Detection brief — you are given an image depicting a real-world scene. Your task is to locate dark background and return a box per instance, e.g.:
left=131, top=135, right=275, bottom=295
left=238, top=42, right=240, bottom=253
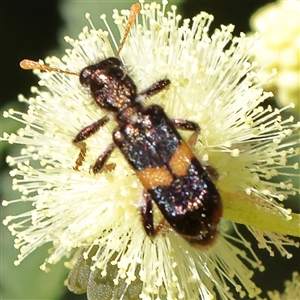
left=1, top=1, right=299, bottom=300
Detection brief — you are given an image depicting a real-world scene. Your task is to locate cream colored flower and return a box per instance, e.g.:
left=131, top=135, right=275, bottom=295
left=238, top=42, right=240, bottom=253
left=2, top=1, right=300, bottom=299
left=250, top=0, right=300, bottom=111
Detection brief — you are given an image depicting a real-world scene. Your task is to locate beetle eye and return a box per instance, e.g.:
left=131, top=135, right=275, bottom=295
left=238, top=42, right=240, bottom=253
left=79, top=68, right=92, bottom=86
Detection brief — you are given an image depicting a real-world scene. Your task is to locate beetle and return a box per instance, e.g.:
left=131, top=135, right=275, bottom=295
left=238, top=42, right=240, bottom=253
left=20, top=3, right=223, bottom=296
left=20, top=2, right=222, bottom=249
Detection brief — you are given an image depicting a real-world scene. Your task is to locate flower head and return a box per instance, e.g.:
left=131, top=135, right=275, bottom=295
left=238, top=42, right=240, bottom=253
left=2, top=1, right=300, bottom=299
left=250, top=0, right=300, bottom=111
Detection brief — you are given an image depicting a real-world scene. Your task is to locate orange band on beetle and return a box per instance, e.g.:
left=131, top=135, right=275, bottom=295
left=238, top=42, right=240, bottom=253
left=169, top=141, right=194, bottom=177
left=136, top=167, right=173, bottom=190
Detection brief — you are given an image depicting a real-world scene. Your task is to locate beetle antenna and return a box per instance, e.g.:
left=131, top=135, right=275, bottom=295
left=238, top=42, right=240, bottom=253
left=20, top=59, right=79, bottom=76
left=115, top=3, right=140, bottom=57
left=20, top=3, right=141, bottom=73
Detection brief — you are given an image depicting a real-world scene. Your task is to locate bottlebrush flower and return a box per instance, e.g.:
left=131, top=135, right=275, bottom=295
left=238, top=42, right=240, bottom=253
left=2, top=1, right=299, bottom=299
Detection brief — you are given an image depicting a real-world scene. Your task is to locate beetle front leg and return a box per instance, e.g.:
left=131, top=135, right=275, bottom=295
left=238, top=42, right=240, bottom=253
left=171, top=119, right=200, bottom=147
left=73, top=141, right=87, bottom=171
left=73, top=115, right=110, bottom=170
left=139, top=79, right=171, bottom=98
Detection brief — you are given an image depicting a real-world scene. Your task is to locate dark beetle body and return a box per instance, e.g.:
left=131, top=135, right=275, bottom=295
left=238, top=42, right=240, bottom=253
left=74, top=57, right=222, bottom=247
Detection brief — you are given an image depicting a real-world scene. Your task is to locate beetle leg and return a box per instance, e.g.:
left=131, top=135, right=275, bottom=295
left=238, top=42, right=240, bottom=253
left=92, top=143, right=116, bottom=174
left=138, top=79, right=171, bottom=98
left=73, top=115, right=110, bottom=170
left=140, top=190, right=155, bottom=237
left=73, top=115, right=110, bottom=143
left=153, top=218, right=166, bottom=237
left=141, top=191, right=168, bottom=238
left=73, top=141, right=87, bottom=171
left=171, top=119, right=200, bottom=147
left=204, top=164, right=220, bottom=181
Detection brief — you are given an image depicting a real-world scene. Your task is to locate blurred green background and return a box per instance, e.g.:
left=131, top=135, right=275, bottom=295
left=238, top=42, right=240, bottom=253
left=1, top=1, right=299, bottom=299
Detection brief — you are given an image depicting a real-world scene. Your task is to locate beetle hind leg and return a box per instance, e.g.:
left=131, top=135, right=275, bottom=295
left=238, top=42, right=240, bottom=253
left=141, top=190, right=167, bottom=239
left=141, top=190, right=155, bottom=236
